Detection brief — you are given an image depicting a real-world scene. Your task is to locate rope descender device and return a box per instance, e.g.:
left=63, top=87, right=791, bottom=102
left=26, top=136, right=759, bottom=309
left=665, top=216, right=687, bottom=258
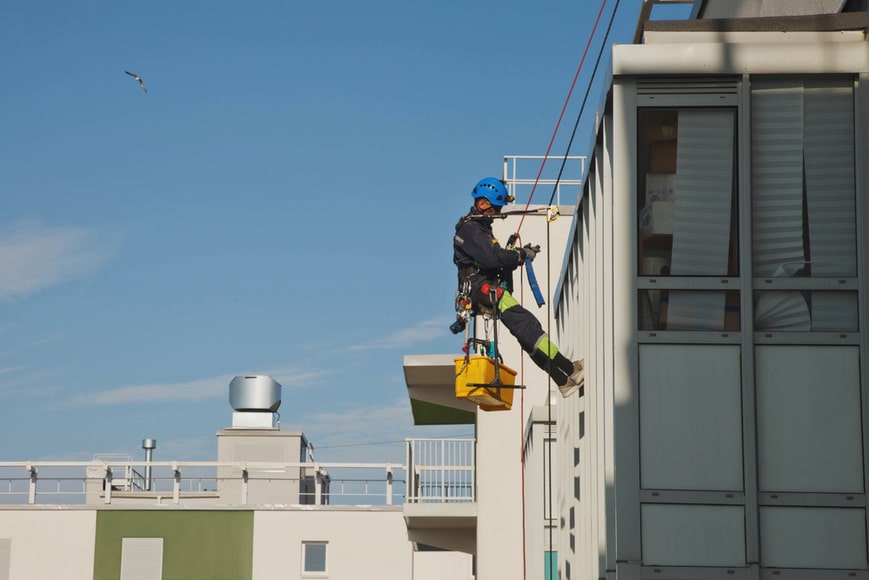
left=547, top=205, right=560, bottom=222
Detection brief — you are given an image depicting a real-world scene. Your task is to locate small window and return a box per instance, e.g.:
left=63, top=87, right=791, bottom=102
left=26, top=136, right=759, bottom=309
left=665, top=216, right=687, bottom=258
left=302, top=542, right=328, bottom=576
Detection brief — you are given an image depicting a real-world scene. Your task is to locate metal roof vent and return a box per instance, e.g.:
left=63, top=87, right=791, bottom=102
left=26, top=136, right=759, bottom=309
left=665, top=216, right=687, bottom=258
left=229, top=375, right=282, bottom=413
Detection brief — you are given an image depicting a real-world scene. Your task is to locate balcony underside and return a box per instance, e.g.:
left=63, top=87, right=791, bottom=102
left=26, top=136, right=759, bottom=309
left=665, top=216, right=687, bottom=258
left=404, top=354, right=476, bottom=425
left=404, top=501, right=477, bottom=554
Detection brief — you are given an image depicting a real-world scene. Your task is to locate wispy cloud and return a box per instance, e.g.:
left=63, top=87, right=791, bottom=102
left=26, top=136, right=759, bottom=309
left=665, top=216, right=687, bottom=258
left=27, top=334, right=60, bottom=347
left=288, top=400, right=474, bottom=463
left=346, top=315, right=451, bottom=352
left=63, top=366, right=330, bottom=408
left=305, top=400, right=411, bottom=436
left=296, top=399, right=415, bottom=461
left=0, top=221, right=114, bottom=300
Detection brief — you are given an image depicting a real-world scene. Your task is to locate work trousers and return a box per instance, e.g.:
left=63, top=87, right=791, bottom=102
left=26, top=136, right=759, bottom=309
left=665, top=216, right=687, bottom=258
left=472, top=281, right=575, bottom=386
left=474, top=285, right=544, bottom=352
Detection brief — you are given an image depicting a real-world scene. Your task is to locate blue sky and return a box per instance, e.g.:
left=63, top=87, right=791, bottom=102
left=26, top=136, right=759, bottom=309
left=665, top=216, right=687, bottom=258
left=0, top=1, right=664, bottom=464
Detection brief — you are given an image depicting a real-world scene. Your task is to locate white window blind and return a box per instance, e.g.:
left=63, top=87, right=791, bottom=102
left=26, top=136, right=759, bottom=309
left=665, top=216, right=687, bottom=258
left=669, top=109, right=735, bottom=276
left=666, top=109, right=735, bottom=329
left=751, top=82, right=806, bottom=278
left=752, top=78, right=857, bottom=278
left=804, top=79, right=857, bottom=277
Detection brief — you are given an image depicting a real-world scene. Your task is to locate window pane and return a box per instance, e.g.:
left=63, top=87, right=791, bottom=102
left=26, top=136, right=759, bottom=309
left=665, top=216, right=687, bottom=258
left=751, top=78, right=857, bottom=278
left=750, top=82, right=805, bottom=277
left=760, top=507, right=867, bottom=568
left=639, top=291, right=740, bottom=331
left=642, top=504, right=745, bottom=566
left=303, top=542, right=327, bottom=573
left=639, top=345, right=743, bottom=491
left=753, top=291, right=858, bottom=332
left=638, top=108, right=738, bottom=276
left=755, top=346, right=864, bottom=493
left=804, top=79, right=857, bottom=277
left=545, top=551, right=557, bottom=580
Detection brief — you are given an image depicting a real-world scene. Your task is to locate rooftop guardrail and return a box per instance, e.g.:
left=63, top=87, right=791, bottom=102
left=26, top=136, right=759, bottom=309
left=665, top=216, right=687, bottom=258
left=0, top=438, right=477, bottom=507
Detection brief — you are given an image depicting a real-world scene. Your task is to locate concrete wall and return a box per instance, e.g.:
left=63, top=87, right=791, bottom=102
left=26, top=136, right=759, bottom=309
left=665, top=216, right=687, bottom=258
left=217, top=429, right=311, bottom=505
left=0, top=509, right=97, bottom=580
left=473, top=206, right=574, bottom=580
left=252, top=507, right=413, bottom=580
left=413, top=551, right=473, bottom=580
left=0, top=506, right=469, bottom=580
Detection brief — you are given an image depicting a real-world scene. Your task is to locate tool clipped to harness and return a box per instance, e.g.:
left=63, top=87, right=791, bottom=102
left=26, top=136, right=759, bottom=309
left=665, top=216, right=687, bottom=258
left=507, top=233, right=546, bottom=308
left=450, top=280, right=473, bottom=334
left=525, top=258, right=545, bottom=307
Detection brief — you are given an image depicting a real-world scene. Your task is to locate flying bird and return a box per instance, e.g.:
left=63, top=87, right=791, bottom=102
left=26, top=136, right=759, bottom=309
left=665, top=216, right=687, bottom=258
left=124, top=70, right=147, bottom=93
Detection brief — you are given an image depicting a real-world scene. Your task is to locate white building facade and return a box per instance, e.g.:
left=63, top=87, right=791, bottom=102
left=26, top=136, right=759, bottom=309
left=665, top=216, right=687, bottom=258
left=544, top=2, right=868, bottom=579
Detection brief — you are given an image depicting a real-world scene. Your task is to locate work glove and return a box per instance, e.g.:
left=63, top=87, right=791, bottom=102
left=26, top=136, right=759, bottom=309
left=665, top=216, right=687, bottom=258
left=522, top=243, right=541, bottom=261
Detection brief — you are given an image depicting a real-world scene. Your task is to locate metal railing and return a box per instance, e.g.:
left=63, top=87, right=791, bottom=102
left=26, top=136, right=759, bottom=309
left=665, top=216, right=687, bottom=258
left=0, top=438, right=477, bottom=507
left=0, top=461, right=403, bottom=507
left=503, top=154, right=586, bottom=207
left=406, top=438, right=475, bottom=503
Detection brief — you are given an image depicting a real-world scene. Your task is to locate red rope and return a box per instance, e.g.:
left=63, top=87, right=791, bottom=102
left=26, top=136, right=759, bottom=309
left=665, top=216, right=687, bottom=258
left=515, top=3, right=611, bottom=577
left=514, top=0, right=608, bottom=237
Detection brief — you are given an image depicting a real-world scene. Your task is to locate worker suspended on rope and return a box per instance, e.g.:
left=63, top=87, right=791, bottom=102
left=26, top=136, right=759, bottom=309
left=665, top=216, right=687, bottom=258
left=452, top=177, right=584, bottom=398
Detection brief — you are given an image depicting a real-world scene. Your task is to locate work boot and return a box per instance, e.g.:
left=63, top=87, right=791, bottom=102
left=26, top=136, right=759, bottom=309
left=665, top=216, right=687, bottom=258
left=559, top=360, right=584, bottom=398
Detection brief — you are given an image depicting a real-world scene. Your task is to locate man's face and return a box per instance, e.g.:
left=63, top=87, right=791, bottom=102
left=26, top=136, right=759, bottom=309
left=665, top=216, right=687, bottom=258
left=476, top=198, right=501, bottom=216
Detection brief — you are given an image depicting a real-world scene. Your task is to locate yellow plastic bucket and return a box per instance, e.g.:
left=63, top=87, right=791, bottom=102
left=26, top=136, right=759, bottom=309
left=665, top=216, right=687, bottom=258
left=454, top=356, right=517, bottom=411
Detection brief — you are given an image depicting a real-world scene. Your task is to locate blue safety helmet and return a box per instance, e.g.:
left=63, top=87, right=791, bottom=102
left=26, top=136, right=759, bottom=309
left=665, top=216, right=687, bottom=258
left=471, top=177, right=512, bottom=207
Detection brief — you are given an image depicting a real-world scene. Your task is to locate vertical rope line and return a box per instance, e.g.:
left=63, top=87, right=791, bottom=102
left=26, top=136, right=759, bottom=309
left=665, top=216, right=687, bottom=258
left=519, top=253, right=528, bottom=580
left=545, top=218, right=554, bottom=571
left=514, top=0, right=610, bottom=236
left=547, top=0, right=622, bottom=208
left=506, top=2, right=622, bottom=576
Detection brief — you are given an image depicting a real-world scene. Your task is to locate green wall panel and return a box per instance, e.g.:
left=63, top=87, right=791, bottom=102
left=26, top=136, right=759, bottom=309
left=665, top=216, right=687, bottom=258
left=94, top=510, right=253, bottom=580
left=410, top=398, right=475, bottom=425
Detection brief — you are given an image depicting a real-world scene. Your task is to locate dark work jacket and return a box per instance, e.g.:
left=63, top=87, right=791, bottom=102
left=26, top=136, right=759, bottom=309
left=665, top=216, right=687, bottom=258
left=453, top=206, right=522, bottom=293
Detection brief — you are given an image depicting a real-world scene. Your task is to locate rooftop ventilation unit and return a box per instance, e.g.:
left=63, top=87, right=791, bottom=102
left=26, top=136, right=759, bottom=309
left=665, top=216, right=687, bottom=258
left=229, top=375, right=282, bottom=428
